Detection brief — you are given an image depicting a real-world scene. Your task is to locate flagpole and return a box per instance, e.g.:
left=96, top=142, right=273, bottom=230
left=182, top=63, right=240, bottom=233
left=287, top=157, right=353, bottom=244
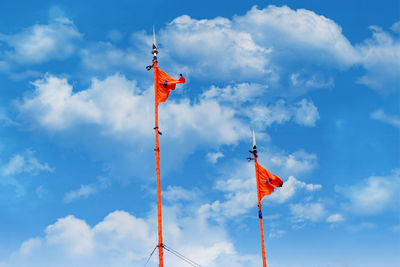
left=251, top=131, right=267, bottom=267
left=152, top=29, right=164, bottom=267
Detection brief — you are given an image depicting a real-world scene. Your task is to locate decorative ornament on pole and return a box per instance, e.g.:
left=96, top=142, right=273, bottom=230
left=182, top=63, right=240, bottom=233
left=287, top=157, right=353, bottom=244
left=146, top=26, right=158, bottom=71
left=152, top=25, right=158, bottom=56
left=247, top=130, right=258, bottom=161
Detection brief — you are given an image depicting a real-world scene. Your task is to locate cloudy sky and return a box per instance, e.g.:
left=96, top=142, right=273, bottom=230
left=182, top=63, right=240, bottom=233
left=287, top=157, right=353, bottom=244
left=0, top=0, right=399, bottom=266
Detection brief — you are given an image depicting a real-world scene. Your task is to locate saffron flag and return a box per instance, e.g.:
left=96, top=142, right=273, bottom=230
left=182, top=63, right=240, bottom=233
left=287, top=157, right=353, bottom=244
left=256, top=162, right=283, bottom=201
left=156, top=68, right=185, bottom=105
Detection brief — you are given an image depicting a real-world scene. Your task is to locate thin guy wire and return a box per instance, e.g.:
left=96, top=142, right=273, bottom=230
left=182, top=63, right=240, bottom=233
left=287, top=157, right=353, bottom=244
left=144, top=245, right=158, bottom=267
left=162, top=244, right=202, bottom=267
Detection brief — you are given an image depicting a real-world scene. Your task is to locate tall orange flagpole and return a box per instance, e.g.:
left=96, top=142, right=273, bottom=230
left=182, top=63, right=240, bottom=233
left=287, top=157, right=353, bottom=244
left=249, top=130, right=267, bottom=267
left=151, top=27, right=164, bottom=267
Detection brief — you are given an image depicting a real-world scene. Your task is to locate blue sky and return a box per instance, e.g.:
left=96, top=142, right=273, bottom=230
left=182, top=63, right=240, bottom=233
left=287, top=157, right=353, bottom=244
left=0, top=0, right=399, bottom=266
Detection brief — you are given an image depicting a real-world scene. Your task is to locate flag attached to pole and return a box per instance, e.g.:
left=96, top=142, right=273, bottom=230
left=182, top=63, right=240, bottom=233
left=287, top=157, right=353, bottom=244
left=155, top=68, right=185, bottom=105
left=256, top=162, right=283, bottom=201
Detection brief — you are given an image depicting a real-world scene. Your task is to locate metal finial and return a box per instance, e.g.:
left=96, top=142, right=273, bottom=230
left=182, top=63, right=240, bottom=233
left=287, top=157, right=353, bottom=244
left=152, top=25, right=158, bottom=55
left=252, top=130, right=256, bottom=150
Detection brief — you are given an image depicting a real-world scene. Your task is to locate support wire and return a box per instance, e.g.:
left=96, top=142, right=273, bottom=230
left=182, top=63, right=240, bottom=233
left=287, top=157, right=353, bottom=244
left=144, top=245, right=158, bottom=267
left=162, top=244, right=202, bottom=267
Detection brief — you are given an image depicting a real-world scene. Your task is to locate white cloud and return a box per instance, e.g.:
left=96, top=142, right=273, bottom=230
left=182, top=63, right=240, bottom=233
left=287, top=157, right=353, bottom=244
left=18, top=74, right=249, bottom=145
left=18, top=74, right=104, bottom=130
left=146, top=5, right=359, bottom=86
left=268, top=228, right=286, bottom=239
left=159, top=14, right=271, bottom=81
left=235, top=5, right=358, bottom=68
left=247, top=100, right=292, bottom=127
left=290, top=202, right=327, bottom=223
left=201, top=83, right=267, bottom=104
left=206, top=151, right=224, bottom=164
left=247, top=99, right=319, bottom=128
left=64, top=177, right=111, bottom=203
left=337, top=169, right=400, bottom=215
left=0, top=17, right=82, bottom=65
left=45, top=215, right=94, bottom=255
left=370, top=109, right=400, bottom=128
left=17, top=74, right=251, bottom=177
left=163, top=185, right=199, bottom=203
left=356, top=23, right=400, bottom=93
left=294, top=99, right=320, bottom=126
left=19, top=238, right=42, bottom=256
left=80, top=5, right=361, bottom=89
left=0, top=150, right=52, bottom=197
left=290, top=73, right=334, bottom=89
left=326, top=213, right=344, bottom=223
left=265, top=149, right=318, bottom=177
left=160, top=7, right=397, bottom=92
left=1, top=149, right=54, bottom=176
left=4, top=208, right=260, bottom=267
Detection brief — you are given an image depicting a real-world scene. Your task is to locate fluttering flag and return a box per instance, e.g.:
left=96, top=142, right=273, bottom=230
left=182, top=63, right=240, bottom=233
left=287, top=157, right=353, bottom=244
left=155, top=68, right=185, bottom=105
left=256, top=162, right=283, bottom=201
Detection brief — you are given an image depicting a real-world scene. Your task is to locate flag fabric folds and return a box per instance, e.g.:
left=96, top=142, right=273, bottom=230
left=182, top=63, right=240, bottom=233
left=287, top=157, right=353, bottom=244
left=156, top=68, right=185, bottom=105
left=256, top=162, right=283, bottom=201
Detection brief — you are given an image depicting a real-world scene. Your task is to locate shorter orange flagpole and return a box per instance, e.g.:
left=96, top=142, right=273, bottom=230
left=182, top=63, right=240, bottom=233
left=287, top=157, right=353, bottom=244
left=249, top=131, right=267, bottom=267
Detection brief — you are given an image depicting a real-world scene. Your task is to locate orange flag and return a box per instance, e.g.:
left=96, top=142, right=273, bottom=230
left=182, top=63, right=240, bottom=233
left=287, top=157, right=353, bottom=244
left=156, top=68, right=185, bottom=105
left=256, top=162, right=283, bottom=201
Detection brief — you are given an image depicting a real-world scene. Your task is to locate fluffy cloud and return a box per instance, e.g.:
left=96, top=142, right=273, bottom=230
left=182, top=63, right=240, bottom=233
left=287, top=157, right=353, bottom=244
left=337, top=169, right=400, bottom=215
left=162, top=185, right=199, bottom=203
left=290, top=202, right=327, bottom=224
left=158, top=7, right=398, bottom=92
left=79, top=10, right=399, bottom=93
left=64, top=177, right=111, bottom=203
left=245, top=99, right=320, bottom=129
left=293, top=99, right=320, bottom=126
left=206, top=151, right=224, bottom=164
left=356, top=23, right=400, bottom=93
left=201, top=83, right=320, bottom=129
left=326, top=213, right=344, bottom=223
left=1, top=5, right=395, bottom=93
left=4, top=208, right=259, bottom=267
left=201, top=83, right=267, bottom=105
left=0, top=149, right=53, bottom=196
left=290, top=72, right=334, bottom=89
left=152, top=5, right=359, bottom=85
left=0, top=17, right=82, bottom=65
left=18, top=74, right=248, bottom=146
left=1, top=149, right=53, bottom=176
left=159, top=14, right=271, bottom=81
left=17, top=74, right=251, bottom=178
left=370, top=109, right=400, bottom=128
left=80, top=5, right=359, bottom=89
left=264, top=149, right=318, bottom=177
